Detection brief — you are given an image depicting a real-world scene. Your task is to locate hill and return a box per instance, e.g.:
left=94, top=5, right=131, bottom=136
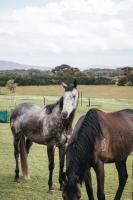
left=0, top=60, right=50, bottom=70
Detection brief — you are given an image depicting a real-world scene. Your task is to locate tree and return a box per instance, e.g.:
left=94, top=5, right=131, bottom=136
left=121, top=67, right=133, bottom=76
left=6, top=79, right=17, bottom=94
left=117, top=67, right=133, bottom=86
left=116, top=76, right=127, bottom=86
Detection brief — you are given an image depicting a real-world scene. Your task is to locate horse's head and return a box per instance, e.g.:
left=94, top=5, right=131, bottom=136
left=62, top=173, right=81, bottom=200
left=61, top=80, right=79, bottom=119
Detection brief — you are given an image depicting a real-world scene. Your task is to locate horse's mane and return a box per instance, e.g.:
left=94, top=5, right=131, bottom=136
left=45, top=96, right=76, bottom=132
left=66, top=109, right=102, bottom=180
left=45, top=96, right=63, bottom=114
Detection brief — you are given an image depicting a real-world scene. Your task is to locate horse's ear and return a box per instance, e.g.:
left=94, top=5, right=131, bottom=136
left=62, top=82, right=67, bottom=89
left=73, top=79, right=77, bottom=88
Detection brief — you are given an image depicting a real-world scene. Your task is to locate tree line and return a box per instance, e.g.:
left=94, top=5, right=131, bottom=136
left=0, top=65, right=133, bottom=86
left=0, top=74, right=113, bottom=86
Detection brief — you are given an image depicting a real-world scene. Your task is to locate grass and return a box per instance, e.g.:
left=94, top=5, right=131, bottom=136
left=0, top=85, right=133, bottom=200
left=1, top=85, right=133, bottom=98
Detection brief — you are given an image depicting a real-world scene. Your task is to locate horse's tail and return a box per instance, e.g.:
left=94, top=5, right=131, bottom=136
left=20, top=135, right=28, bottom=177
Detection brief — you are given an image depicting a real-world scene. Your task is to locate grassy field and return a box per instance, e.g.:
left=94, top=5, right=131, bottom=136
left=0, top=85, right=133, bottom=200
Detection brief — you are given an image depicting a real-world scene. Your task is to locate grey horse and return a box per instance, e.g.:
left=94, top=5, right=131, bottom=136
left=10, top=80, right=79, bottom=193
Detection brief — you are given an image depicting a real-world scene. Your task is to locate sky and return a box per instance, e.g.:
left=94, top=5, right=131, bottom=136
left=0, top=0, right=133, bottom=69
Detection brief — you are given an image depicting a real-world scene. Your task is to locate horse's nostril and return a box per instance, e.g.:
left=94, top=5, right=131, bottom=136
left=62, top=112, right=68, bottom=119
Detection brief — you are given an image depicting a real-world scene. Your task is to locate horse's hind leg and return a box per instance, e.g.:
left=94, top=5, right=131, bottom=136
left=114, top=159, right=128, bottom=200
left=58, top=145, right=65, bottom=191
left=26, top=139, right=33, bottom=154
left=84, top=169, right=94, bottom=200
left=13, top=135, right=20, bottom=182
left=47, top=144, right=55, bottom=193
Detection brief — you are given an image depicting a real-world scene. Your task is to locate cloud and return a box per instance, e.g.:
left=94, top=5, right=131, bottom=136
left=0, top=0, right=133, bottom=67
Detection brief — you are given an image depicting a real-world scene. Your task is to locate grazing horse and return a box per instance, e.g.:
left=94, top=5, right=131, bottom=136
left=10, top=80, right=79, bottom=193
left=62, top=108, right=133, bottom=200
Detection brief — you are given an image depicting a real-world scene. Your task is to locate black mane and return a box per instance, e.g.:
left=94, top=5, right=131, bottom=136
left=45, top=96, right=63, bottom=114
left=45, top=81, right=77, bottom=114
left=66, top=109, right=102, bottom=181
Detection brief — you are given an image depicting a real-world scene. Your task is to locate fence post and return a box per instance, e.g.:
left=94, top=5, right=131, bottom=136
left=88, top=97, right=90, bottom=107
left=81, top=91, right=82, bottom=106
left=44, top=97, right=46, bottom=106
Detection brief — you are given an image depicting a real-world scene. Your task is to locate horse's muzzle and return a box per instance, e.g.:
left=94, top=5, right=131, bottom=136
left=61, top=111, right=68, bottom=119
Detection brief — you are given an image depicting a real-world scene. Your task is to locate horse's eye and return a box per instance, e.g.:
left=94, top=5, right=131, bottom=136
left=73, top=95, right=76, bottom=99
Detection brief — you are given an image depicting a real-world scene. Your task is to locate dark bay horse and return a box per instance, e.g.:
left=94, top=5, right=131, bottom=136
left=62, top=108, right=133, bottom=200
left=10, top=80, right=79, bottom=193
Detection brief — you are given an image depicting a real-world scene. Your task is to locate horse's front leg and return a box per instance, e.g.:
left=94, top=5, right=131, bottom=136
left=47, top=144, right=55, bottom=194
left=94, top=160, right=105, bottom=200
left=84, top=169, right=94, bottom=200
left=58, top=145, right=65, bottom=191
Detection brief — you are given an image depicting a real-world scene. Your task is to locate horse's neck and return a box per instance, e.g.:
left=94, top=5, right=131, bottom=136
left=66, top=144, right=85, bottom=181
left=66, top=163, right=83, bottom=184
left=66, top=115, right=98, bottom=180
left=70, top=110, right=76, bottom=124
left=65, top=111, right=75, bottom=132
left=52, top=103, right=62, bottom=117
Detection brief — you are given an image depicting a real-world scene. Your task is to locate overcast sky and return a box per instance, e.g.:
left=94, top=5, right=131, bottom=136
left=0, top=0, right=133, bottom=69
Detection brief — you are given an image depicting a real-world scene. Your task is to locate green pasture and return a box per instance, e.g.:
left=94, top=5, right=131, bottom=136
left=0, top=85, right=133, bottom=200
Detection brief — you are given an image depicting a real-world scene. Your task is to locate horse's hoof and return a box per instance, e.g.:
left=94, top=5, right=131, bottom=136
left=24, top=175, right=30, bottom=180
left=14, top=178, right=19, bottom=183
left=48, top=189, right=53, bottom=195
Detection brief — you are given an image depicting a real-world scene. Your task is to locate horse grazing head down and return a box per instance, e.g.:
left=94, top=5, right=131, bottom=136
left=61, top=80, right=79, bottom=119
left=62, top=173, right=81, bottom=200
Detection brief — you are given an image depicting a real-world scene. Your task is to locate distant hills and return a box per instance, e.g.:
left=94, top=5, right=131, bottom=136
left=0, top=60, right=132, bottom=74
left=0, top=60, right=50, bottom=70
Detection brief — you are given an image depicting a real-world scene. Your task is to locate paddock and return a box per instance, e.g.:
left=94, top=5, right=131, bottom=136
left=0, top=85, right=132, bottom=200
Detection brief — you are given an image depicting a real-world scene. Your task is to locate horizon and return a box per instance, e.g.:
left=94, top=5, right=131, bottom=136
left=0, top=0, right=133, bottom=69
left=0, top=60, right=132, bottom=71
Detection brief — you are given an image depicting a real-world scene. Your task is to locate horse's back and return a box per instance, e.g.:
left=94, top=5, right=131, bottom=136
left=11, top=103, right=41, bottom=118
left=97, top=108, right=133, bottom=133
left=96, top=109, right=133, bottom=162
left=96, top=108, right=133, bottom=129
left=10, top=103, right=43, bottom=135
